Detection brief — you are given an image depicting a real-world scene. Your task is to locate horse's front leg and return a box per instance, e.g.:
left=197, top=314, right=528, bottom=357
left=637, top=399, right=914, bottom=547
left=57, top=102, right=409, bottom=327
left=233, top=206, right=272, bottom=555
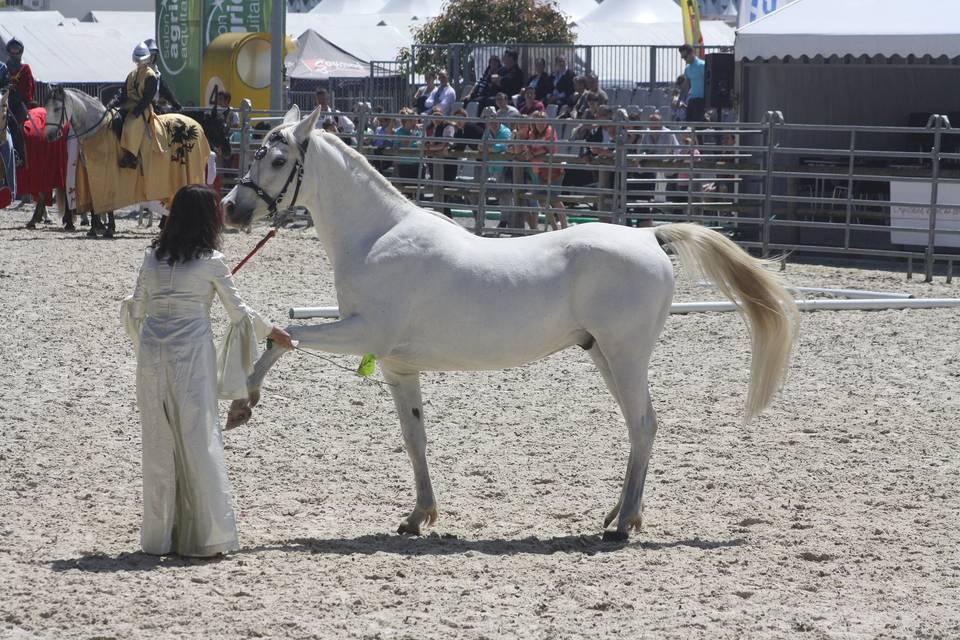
left=381, top=366, right=437, bottom=535
left=226, top=315, right=373, bottom=430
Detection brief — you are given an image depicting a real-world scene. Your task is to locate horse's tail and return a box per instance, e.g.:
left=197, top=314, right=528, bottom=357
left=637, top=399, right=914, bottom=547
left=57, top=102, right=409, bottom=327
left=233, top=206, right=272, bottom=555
left=654, top=223, right=799, bottom=423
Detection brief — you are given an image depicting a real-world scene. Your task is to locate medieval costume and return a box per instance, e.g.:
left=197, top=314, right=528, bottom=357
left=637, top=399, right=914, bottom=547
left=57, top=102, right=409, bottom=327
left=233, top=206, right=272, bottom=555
left=1, top=38, right=33, bottom=167
left=122, top=248, right=271, bottom=557
left=108, top=42, right=159, bottom=168
left=144, top=39, right=182, bottom=113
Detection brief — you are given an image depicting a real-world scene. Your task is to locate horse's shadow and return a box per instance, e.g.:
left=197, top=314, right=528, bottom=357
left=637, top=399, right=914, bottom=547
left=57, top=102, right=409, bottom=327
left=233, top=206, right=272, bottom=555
left=49, top=534, right=746, bottom=573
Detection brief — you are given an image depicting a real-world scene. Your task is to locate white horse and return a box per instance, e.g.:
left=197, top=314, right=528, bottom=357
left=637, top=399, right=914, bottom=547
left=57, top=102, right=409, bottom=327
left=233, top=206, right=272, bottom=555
left=221, top=106, right=799, bottom=541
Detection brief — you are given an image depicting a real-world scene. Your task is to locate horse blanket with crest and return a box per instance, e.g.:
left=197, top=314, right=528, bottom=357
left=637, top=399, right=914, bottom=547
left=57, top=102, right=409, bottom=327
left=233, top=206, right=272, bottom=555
left=75, top=112, right=210, bottom=213
left=18, top=107, right=68, bottom=204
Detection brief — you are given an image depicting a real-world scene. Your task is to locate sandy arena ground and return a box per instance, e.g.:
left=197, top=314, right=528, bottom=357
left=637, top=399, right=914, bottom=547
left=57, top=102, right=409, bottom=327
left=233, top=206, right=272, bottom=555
left=1, top=206, right=958, bottom=639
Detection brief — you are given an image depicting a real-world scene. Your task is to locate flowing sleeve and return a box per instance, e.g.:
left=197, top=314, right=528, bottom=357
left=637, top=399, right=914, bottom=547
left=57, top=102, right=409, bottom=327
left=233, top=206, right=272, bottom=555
left=120, top=253, right=150, bottom=356
left=210, top=256, right=272, bottom=400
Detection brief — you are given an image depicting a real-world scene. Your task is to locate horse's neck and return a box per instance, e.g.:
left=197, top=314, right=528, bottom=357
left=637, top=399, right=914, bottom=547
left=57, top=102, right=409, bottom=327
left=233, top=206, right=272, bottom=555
left=67, top=92, right=110, bottom=140
left=304, top=136, right=411, bottom=271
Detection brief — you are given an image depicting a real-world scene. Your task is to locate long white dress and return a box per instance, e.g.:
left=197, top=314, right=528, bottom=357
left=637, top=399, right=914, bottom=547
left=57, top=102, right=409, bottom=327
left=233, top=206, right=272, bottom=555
left=121, top=248, right=270, bottom=557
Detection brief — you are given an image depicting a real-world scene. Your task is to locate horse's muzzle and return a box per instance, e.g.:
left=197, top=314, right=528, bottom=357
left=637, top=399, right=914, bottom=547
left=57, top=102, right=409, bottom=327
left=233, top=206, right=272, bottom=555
left=221, top=199, right=251, bottom=229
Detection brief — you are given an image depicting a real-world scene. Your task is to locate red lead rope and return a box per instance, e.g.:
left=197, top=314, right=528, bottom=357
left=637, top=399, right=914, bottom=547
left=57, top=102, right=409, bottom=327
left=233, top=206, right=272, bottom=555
left=231, top=228, right=277, bottom=275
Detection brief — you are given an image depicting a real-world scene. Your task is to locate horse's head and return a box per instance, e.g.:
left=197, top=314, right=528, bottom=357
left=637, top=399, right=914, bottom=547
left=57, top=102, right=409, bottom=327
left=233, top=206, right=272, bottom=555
left=222, top=104, right=320, bottom=228
left=43, top=85, right=67, bottom=142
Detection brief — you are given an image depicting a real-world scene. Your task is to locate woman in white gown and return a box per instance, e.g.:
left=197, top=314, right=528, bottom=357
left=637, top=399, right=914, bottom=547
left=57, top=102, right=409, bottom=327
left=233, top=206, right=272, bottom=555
left=122, top=184, right=292, bottom=557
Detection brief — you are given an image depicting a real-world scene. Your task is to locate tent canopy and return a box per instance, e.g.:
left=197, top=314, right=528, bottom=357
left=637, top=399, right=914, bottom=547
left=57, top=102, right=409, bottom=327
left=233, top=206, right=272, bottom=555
left=552, top=0, right=602, bottom=22
left=286, top=29, right=370, bottom=80
left=736, top=0, right=960, bottom=60
left=309, top=0, right=388, bottom=14
left=575, top=20, right=735, bottom=47
left=286, top=13, right=415, bottom=62
left=578, top=0, right=680, bottom=24
left=376, top=0, right=444, bottom=18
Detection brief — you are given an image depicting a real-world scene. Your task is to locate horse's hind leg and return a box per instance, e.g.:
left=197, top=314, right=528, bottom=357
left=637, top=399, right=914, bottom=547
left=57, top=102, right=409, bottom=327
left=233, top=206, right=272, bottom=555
left=585, top=342, right=629, bottom=529
left=382, top=366, right=437, bottom=535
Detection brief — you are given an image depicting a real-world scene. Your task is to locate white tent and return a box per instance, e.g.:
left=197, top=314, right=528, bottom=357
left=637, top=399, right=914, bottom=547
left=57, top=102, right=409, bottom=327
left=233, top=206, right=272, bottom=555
left=376, top=0, right=444, bottom=18
left=285, top=13, right=415, bottom=62
left=736, top=0, right=960, bottom=60
left=552, top=0, right=601, bottom=22
left=575, top=20, right=735, bottom=46
left=285, top=29, right=370, bottom=79
left=0, top=20, right=137, bottom=84
left=81, top=10, right=155, bottom=32
left=578, top=0, right=680, bottom=24
left=309, top=0, right=388, bottom=13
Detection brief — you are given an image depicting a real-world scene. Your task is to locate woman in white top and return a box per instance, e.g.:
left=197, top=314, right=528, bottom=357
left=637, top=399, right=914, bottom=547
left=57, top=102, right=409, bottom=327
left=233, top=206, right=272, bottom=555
left=122, top=184, right=292, bottom=557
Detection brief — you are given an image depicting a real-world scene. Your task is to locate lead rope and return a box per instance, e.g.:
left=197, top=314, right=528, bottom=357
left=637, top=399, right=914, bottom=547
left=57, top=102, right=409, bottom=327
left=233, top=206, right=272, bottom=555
left=231, top=228, right=277, bottom=275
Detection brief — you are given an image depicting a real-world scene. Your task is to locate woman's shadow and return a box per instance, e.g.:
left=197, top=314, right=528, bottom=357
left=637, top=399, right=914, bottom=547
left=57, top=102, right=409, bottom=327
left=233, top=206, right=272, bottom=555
left=49, top=533, right=746, bottom=573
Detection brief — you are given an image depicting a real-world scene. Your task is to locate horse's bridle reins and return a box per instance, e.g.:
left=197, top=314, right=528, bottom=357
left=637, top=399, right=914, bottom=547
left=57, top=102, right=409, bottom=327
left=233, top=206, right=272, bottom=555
left=46, top=88, right=113, bottom=141
left=237, top=130, right=308, bottom=218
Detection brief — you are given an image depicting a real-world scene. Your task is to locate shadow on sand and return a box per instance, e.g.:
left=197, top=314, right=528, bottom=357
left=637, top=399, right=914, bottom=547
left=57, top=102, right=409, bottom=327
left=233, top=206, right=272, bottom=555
left=49, top=534, right=746, bottom=573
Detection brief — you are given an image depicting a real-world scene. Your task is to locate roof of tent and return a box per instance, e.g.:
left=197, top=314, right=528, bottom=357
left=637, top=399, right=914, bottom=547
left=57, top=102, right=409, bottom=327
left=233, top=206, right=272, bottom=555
left=376, top=0, right=444, bottom=18
left=736, top=0, right=960, bottom=60
left=285, top=13, right=415, bottom=62
left=578, top=0, right=680, bottom=24
left=285, top=29, right=371, bottom=79
left=575, top=19, right=735, bottom=46
left=552, top=0, right=602, bottom=22
left=309, top=0, right=388, bottom=13
left=81, top=10, right=154, bottom=28
left=0, top=19, right=138, bottom=84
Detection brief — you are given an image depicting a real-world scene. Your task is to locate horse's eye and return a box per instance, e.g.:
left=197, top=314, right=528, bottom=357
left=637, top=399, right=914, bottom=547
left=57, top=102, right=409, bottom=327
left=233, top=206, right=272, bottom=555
left=271, top=157, right=287, bottom=169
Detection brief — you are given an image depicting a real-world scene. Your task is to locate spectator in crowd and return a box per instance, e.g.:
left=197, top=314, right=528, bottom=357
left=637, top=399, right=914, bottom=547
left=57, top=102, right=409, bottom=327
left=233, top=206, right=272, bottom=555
left=527, top=57, right=554, bottom=101
left=517, top=85, right=544, bottom=116
left=413, top=70, right=437, bottom=113
left=497, top=49, right=526, bottom=101
left=423, top=69, right=457, bottom=116
left=670, top=75, right=688, bottom=122
left=394, top=107, right=422, bottom=182
left=678, top=44, right=705, bottom=122
left=578, top=92, right=603, bottom=121
left=217, top=91, right=240, bottom=129
left=549, top=55, right=576, bottom=107
left=638, top=112, right=679, bottom=152
left=495, top=92, right=521, bottom=119
left=315, top=87, right=356, bottom=138
left=451, top=107, right=484, bottom=150
left=371, top=114, right=396, bottom=174
left=466, top=54, right=501, bottom=108
left=481, top=106, right=519, bottom=229
left=524, top=111, right=567, bottom=231
left=424, top=107, right=457, bottom=216
left=571, top=83, right=594, bottom=120
left=585, top=73, right=608, bottom=105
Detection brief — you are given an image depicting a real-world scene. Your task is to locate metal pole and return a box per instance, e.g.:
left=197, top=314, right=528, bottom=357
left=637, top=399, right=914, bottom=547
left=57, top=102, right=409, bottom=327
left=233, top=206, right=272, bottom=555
left=270, top=0, right=283, bottom=111
left=238, top=99, right=252, bottom=176
left=925, top=114, right=945, bottom=282
left=844, top=129, right=856, bottom=250
left=760, top=111, right=782, bottom=258
left=648, top=46, right=657, bottom=91
left=476, top=133, right=490, bottom=235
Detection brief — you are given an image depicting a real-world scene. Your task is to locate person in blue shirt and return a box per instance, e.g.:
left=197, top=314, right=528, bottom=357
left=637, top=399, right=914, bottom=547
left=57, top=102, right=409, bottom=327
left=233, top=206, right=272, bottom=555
left=678, top=44, right=706, bottom=123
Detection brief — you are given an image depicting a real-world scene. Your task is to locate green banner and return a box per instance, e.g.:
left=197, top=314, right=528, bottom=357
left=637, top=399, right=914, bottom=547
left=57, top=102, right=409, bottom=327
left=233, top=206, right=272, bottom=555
left=156, top=0, right=203, bottom=107
left=203, top=0, right=272, bottom=49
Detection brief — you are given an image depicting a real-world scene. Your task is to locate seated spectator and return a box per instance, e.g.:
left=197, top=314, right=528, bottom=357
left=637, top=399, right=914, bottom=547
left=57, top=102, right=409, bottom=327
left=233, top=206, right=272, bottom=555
left=497, top=49, right=526, bottom=101
left=670, top=75, right=688, bottom=122
left=576, top=92, right=602, bottom=121
left=523, top=111, right=567, bottom=231
left=413, top=70, right=437, bottom=113
left=466, top=55, right=501, bottom=107
left=425, top=107, right=457, bottom=216
left=527, top=57, right=554, bottom=101
left=495, top=92, right=521, bottom=119
left=314, top=88, right=356, bottom=144
left=481, top=106, right=519, bottom=229
left=549, top=55, right=576, bottom=107
left=371, top=115, right=396, bottom=174
left=394, top=107, right=423, bottom=182
left=451, top=107, right=483, bottom=150
left=517, top=86, right=544, bottom=116
left=423, top=70, right=457, bottom=116
left=585, top=73, right=608, bottom=105
left=638, top=112, right=680, bottom=153
left=570, top=81, right=591, bottom=119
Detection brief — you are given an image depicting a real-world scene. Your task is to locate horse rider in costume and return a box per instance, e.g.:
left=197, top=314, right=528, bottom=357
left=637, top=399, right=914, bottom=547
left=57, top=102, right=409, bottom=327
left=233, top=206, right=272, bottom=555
left=143, top=38, right=182, bottom=114
left=0, top=38, right=34, bottom=167
left=107, top=42, right=159, bottom=169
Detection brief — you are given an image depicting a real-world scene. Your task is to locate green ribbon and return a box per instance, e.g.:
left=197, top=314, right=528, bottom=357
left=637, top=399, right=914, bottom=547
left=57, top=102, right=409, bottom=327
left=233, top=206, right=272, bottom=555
left=356, top=353, right=377, bottom=378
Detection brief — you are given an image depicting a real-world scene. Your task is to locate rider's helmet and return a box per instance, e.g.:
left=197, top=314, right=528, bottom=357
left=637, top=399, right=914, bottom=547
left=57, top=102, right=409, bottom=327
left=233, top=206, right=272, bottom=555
left=144, top=38, right=160, bottom=56
left=5, top=38, right=24, bottom=56
left=132, top=42, right=151, bottom=64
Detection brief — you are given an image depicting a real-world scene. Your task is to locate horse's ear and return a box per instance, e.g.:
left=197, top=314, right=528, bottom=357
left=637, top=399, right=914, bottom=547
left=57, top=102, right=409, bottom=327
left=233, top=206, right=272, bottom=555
left=282, top=104, right=301, bottom=125
left=292, top=107, right=321, bottom=144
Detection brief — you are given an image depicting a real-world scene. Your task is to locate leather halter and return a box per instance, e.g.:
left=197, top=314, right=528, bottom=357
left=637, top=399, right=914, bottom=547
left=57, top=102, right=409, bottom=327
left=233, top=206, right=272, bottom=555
left=238, top=132, right=308, bottom=217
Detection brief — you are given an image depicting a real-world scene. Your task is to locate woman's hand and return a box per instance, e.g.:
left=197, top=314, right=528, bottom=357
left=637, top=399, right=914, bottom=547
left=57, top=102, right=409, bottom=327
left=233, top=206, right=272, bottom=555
left=267, top=325, right=295, bottom=350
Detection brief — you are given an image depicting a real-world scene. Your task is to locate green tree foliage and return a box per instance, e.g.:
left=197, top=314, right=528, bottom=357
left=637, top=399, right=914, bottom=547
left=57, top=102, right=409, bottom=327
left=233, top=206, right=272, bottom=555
left=399, top=0, right=576, bottom=72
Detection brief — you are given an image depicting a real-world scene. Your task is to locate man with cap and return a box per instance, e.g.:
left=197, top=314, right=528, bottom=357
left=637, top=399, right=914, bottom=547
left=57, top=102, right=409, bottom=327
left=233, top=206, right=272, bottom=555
left=143, top=38, right=182, bottom=113
left=107, top=42, right=160, bottom=168
left=0, top=38, right=33, bottom=167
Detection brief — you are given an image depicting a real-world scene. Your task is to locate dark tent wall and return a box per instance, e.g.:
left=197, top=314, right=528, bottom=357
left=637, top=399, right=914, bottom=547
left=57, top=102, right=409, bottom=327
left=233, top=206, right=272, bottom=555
left=739, top=58, right=960, bottom=150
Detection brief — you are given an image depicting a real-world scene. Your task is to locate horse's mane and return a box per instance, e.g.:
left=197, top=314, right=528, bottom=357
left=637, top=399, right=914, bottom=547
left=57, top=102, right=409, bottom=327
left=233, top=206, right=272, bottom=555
left=63, top=87, right=105, bottom=112
left=284, top=123, right=461, bottom=229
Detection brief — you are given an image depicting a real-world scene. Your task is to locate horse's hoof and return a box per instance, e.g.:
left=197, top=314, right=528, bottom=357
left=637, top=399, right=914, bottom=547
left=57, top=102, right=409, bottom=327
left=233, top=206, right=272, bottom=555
left=248, top=389, right=261, bottom=408
left=103, top=230, right=115, bottom=239
left=225, top=401, right=252, bottom=430
left=64, top=224, right=76, bottom=232
left=397, top=522, right=421, bottom=536
left=25, top=222, right=36, bottom=230
left=86, top=229, right=98, bottom=238
left=601, top=530, right=629, bottom=543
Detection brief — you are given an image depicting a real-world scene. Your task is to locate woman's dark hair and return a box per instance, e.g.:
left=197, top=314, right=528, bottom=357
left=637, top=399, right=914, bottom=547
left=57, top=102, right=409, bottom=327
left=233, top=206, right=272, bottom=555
left=151, top=184, right=222, bottom=265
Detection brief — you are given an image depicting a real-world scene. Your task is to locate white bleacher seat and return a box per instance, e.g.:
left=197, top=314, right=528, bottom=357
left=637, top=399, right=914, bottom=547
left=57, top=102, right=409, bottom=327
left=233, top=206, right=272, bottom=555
left=466, top=101, right=479, bottom=118
left=631, top=88, right=649, bottom=106
left=545, top=103, right=559, bottom=119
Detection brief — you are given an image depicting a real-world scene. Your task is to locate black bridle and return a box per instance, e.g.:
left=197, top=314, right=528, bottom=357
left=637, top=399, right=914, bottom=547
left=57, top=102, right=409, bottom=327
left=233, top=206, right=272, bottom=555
left=237, top=131, right=308, bottom=217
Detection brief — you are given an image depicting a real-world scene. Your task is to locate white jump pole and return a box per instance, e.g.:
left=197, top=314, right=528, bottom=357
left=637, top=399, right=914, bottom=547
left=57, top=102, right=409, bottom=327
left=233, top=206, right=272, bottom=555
left=289, top=298, right=960, bottom=320
left=698, top=282, right=914, bottom=299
